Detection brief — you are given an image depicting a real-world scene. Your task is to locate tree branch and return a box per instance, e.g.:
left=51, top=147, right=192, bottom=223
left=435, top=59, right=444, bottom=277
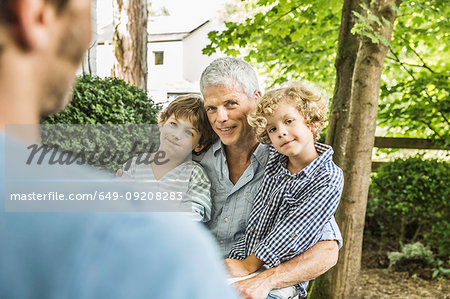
left=400, top=36, right=435, bottom=73
left=419, top=120, right=443, bottom=139
left=389, top=48, right=450, bottom=127
left=385, top=56, right=434, bottom=72
left=265, top=6, right=299, bottom=29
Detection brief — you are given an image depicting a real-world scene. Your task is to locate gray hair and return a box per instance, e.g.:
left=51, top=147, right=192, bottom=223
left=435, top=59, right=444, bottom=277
left=200, top=57, right=259, bottom=99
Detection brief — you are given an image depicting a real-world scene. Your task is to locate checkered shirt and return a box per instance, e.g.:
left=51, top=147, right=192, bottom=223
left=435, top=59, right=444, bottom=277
left=228, top=142, right=343, bottom=268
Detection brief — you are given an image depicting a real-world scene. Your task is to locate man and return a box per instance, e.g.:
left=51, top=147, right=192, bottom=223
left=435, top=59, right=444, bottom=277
left=0, top=1, right=237, bottom=298
left=198, top=57, right=342, bottom=299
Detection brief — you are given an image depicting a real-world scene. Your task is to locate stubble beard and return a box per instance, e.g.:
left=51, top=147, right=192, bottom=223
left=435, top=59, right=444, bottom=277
left=40, top=6, right=90, bottom=118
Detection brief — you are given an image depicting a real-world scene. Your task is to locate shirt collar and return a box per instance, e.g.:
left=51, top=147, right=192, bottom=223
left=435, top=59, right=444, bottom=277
left=212, top=139, right=223, bottom=156
left=213, top=140, right=269, bottom=166
left=253, top=143, right=270, bottom=166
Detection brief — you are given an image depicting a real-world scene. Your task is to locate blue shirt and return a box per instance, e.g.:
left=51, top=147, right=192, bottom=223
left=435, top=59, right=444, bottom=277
left=198, top=140, right=342, bottom=257
left=0, top=132, right=238, bottom=299
left=198, top=140, right=269, bottom=256
left=228, top=143, right=343, bottom=266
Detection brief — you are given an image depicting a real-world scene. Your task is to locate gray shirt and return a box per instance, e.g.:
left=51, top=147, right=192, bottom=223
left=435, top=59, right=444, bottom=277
left=198, top=140, right=342, bottom=257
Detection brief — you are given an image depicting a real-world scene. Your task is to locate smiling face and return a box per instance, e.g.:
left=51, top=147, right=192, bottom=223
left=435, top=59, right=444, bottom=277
left=266, top=101, right=318, bottom=164
left=159, top=114, right=204, bottom=160
left=203, top=83, right=257, bottom=148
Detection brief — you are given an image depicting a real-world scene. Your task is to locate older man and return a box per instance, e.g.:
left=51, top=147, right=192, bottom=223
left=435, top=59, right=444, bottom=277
left=198, top=57, right=342, bottom=299
left=0, top=1, right=237, bottom=298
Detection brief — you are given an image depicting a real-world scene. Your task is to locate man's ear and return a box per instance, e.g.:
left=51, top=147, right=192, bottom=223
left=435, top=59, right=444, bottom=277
left=193, top=144, right=205, bottom=153
left=13, top=0, right=54, bottom=50
left=253, top=90, right=262, bottom=99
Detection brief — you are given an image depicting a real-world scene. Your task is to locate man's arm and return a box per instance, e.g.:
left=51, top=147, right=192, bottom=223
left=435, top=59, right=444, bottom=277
left=235, top=240, right=338, bottom=299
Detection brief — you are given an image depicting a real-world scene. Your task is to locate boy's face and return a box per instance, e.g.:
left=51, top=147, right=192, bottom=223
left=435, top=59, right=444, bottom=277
left=159, top=115, right=204, bottom=158
left=265, top=101, right=317, bottom=160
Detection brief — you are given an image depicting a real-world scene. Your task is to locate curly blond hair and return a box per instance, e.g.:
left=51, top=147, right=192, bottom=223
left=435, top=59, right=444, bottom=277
left=248, top=82, right=328, bottom=144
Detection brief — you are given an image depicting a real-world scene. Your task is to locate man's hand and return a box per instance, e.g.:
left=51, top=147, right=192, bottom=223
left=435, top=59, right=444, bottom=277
left=235, top=273, right=272, bottom=299
left=232, top=241, right=339, bottom=298
left=224, top=258, right=252, bottom=277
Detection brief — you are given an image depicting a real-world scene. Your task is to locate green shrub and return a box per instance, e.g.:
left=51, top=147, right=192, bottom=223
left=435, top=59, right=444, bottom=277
left=39, top=75, right=161, bottom=173
left=367, top=156, right=450, bottom=256
left=41, top=74, right=160, bottom=124
left=388, top=242, right=434, bottom=268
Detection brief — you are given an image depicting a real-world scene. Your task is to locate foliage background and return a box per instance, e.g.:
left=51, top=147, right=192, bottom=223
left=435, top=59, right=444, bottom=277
left=204, top=0, right=449, bottom=142
left=40, top=75, right=161, bottom=172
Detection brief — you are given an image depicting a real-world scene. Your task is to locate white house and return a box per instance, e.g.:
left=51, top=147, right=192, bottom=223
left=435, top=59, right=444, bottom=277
left=146, top=16, right=224, bottom=105
left=87, top=12, right=224, bottom=106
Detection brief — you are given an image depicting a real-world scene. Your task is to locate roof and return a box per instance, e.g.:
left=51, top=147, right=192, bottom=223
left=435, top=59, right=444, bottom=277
left=96, top=16, right=210, bottom=44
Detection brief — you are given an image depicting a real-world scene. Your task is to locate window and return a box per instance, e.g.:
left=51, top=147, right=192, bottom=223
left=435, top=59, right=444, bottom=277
left=154, top=51, right=164, bottom=65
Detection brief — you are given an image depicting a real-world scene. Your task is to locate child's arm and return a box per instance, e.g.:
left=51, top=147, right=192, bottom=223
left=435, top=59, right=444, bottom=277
left=225, top=254, right=264, bottom=277
left=185, top=162, right=212, bottom=222
left=253, top=183, right=343, bottom=268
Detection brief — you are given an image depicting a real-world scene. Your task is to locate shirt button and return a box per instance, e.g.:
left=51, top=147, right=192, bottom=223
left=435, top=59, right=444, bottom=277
left=284, top=175, right=289, bottom=180
left=254, top=229, right=258, bottom=235
left=224, top=217, right=229, bottom=222
left=267, top=201, right=271, bottom=206
left=220, top=240, right=224, bottom=244
left=290, top=233, right=296, bottom=238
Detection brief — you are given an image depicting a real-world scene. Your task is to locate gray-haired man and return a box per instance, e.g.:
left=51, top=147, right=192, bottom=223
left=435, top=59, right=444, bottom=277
left=198, top=57, right=342, bottom=299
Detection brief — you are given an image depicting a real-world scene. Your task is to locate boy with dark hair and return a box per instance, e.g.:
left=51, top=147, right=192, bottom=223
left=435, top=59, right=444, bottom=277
left=120, top=94, right=217, bottom=222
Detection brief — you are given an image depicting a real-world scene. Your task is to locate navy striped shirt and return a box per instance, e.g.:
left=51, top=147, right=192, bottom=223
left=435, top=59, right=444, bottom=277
left=229, top=142, right=343, bottom=268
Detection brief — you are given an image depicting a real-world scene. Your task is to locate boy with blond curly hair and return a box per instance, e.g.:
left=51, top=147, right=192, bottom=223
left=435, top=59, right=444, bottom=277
left=225, top=82, right=344, bottom=285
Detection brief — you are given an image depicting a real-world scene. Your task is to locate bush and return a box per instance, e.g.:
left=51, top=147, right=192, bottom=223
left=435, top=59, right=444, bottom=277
left=388, top=242, right=434, bottom=268
left=367, top=156, right=450, bottom=257
left=41, top=74, right=160, bottom=124
left=388, top=242, right=435, bottom=279
left=39, top=75, right=161, bottom=173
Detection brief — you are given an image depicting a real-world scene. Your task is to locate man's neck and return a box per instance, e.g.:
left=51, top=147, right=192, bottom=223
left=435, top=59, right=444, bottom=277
left=224, top=136, right=259, bottom=185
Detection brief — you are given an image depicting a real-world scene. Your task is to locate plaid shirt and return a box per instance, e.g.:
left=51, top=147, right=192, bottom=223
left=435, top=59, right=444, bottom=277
left=229, top=142, right=343, bottom=268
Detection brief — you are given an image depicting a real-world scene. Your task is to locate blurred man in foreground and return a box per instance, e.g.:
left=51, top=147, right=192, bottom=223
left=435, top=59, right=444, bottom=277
left=0, top=1, right=237, bottom=298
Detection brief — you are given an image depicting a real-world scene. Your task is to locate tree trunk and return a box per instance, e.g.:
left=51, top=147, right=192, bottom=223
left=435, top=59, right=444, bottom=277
left=310, top=0, right=401, bottom=298
left=324, top=0, right=366, bottom=162
left=309, top=1, right=363, bottom=295
left=113, top=0, right=148, bottom=90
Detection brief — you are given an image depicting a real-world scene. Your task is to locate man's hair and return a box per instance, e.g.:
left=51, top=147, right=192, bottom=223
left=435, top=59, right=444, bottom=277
left=200, top=57, right=259, bottom=99
left=0, top=0, right=71, bottom=24
left=248, top=81, right=328, bottom=144
left=159, top=94, right=217, bottom=151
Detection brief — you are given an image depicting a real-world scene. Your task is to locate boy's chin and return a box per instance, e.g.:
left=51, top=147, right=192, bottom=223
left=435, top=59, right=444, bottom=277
left=159, top=146, right=192, bottom=160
